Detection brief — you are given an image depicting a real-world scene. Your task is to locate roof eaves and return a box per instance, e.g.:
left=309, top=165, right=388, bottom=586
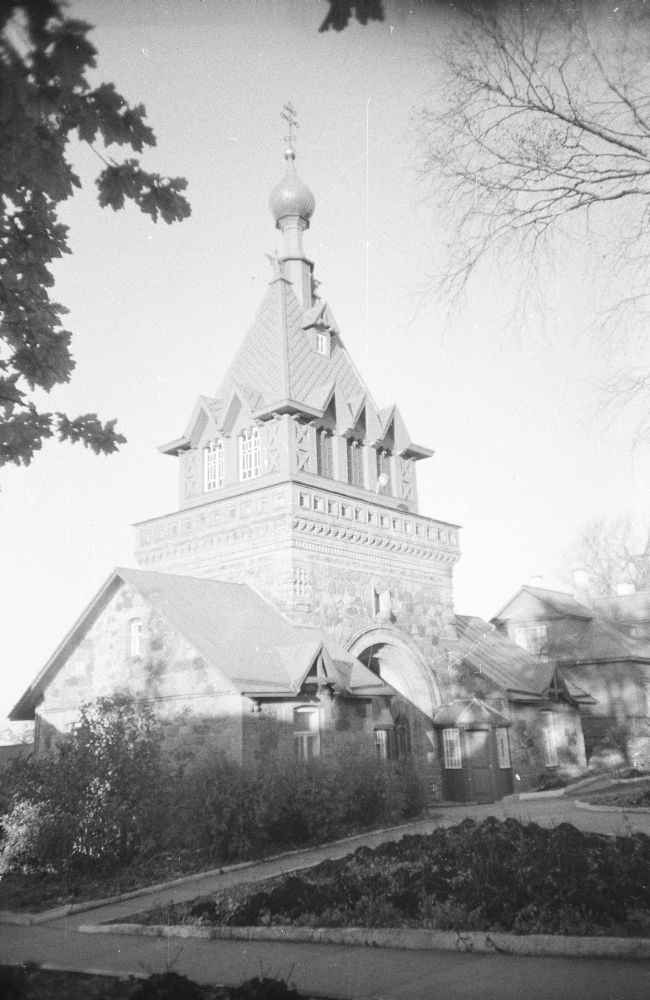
left=253, top=399, right=323, bottom=421
left=158, top=436, right=191, bottom=456
left=400, top=442, right=434, bottom=460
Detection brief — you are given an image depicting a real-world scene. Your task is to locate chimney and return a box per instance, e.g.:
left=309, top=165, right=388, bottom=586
left=573, top=568, right=592, bottom=607
left=528, top=574, right=543, bottom=588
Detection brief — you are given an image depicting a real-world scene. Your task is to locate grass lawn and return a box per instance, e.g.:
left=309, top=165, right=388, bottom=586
left=0, top=848, right=219, bottom=913
left=0, top=967, right=314, bottom=1000
left=583, top=782, right=650, bottom=809
left=132, top=818, right=650, bottom=938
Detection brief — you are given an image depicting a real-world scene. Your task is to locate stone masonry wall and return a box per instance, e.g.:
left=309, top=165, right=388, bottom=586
left=36, top=583, right=245, bottom=759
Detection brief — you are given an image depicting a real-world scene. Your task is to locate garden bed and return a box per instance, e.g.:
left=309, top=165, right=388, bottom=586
left=132, top=818, right=650, bottom=938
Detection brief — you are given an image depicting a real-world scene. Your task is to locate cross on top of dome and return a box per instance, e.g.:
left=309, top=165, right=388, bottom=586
left=269, top=102, right=315, bottom=225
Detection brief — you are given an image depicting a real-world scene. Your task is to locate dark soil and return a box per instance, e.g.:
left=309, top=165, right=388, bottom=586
left=0, top=967, right=317, bottom=1000
left=136, top=818, right=650, bottom=938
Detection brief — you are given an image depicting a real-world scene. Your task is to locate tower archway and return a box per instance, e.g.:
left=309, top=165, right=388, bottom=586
left=347, top=626, right=441, bottom=720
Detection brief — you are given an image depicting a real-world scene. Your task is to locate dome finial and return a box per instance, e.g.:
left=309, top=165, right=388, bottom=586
left=269, top=102, right=315, bottom=224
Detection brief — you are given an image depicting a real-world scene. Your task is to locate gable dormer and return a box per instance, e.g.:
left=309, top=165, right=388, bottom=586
left=302, top=300, right=340, bottom=359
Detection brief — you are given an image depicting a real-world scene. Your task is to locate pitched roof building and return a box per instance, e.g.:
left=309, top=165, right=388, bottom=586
left=492, top=584, right=650, bottom=767
left=10, top=137, right=590, bottom=800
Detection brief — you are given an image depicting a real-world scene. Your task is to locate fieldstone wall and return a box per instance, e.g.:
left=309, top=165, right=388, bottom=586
left=35, top=583, right=245, bottom=756
left=509, top=702, right=587, bottom=789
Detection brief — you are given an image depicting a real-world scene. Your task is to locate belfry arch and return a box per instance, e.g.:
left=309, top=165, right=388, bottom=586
left=347, top=626, right=441, bottom=720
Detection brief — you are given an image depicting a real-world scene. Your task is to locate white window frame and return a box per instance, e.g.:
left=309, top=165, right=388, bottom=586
left=375, top=728, right=389, bottom=760
left=496, top=727, right=511, bottom=768
left=541, top=711, right=559, bottom=767
left=203, top=439, right=224, bottom=491
left=294, top=708, right=320, bottom=761
left=239, top=427, right=261, bottom=481
left=315, top=331, right=329, bottom=356
left=513, top=623, right=547, bottom=655
left=442, top=728, right=462, bottom=769
left=130, top=619, right=142, bottom=657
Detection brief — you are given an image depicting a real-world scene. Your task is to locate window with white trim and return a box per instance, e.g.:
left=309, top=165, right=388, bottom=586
left=496, top=727, right=511, bottom=768
left=130, top=620, right=142, bottom=657
left=294, top=708, right=320, bottom=761
left=347, top=437, right=364, bottom=488
left=316, top=430, right=333, bottom=478
left=239, top=427, right=260, bottom=481
left=541, top=711, right=559, bottom=767
left=513, top=624, right=547, bottom=655
left=203, top=439, right=224, bottom=491
left=442, top=728, right=462, bottom=769
left=315, top=331, right=329, bottom=356
left=375, top=728, right=389, bottom=760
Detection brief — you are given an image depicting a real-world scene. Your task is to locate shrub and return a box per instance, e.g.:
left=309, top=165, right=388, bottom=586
left=129, top=972, right=202, bottom=1000
left=0, top=799, right=74, bottom=875
left=230, top=977, right=302, bottom=999
left=0, top=964, right=26, bottom=1000
left=177, top=756, right=263, bottom=860
left=0, top=695, right=165, bottom=875
left=63, top=694, right=164, bottom=867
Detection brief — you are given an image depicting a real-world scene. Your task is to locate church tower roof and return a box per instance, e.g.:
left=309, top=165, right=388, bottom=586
left=160, top=109, right=434, bottom=468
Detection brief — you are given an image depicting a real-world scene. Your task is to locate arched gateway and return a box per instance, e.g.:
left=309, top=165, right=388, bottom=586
left=347, top=626, right=441, bottom=720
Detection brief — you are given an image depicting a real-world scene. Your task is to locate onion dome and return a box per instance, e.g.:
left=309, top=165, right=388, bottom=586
left=269, top=147, right=315, bottom=223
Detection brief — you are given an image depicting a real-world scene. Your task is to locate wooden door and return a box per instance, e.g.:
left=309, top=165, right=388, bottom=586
left=465, top=729, right=495, bottom=803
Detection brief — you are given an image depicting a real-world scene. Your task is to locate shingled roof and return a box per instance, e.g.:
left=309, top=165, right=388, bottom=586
left=492, top=585, right=650, bottom=664
left=10, top=568, right=390, bottom=721
left=161, top=268, right=432, bottom=460
left=447, top=615, right=594, bottom=705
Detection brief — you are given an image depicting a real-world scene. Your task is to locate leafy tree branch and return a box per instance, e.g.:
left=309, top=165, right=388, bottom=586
left=0, top=1, right=191, bottom=469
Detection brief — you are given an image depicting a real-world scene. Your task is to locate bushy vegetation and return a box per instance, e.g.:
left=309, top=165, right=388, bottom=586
left=0, top=695, right=163, bottom=876
left=146, top=818, right=650, bottom=938
left=0, top=696, right=427, bottom=897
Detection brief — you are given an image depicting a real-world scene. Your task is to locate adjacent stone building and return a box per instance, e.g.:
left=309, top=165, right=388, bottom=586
left=10, top=142, right=590, bottom=800
left=493, top=583, right=650, bottom=768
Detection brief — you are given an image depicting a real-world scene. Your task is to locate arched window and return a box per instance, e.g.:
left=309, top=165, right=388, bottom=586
left=316, top=429, right=333, bottom=478
left=130, top=619, right=143, bottom=657
left=394, top=714, right=411, bottom=758
left=239, top=427, right=260, bottom=481
left=376, top=449, right=392, bottom=494
left=203, top=439, right=224, bottom=491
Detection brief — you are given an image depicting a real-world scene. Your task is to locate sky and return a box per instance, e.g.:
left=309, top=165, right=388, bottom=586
left=1, top=0, right=649, bottom=733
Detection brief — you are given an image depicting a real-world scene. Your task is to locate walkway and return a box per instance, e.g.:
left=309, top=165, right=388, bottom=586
left=1, top=798, right=649, bottom=1000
